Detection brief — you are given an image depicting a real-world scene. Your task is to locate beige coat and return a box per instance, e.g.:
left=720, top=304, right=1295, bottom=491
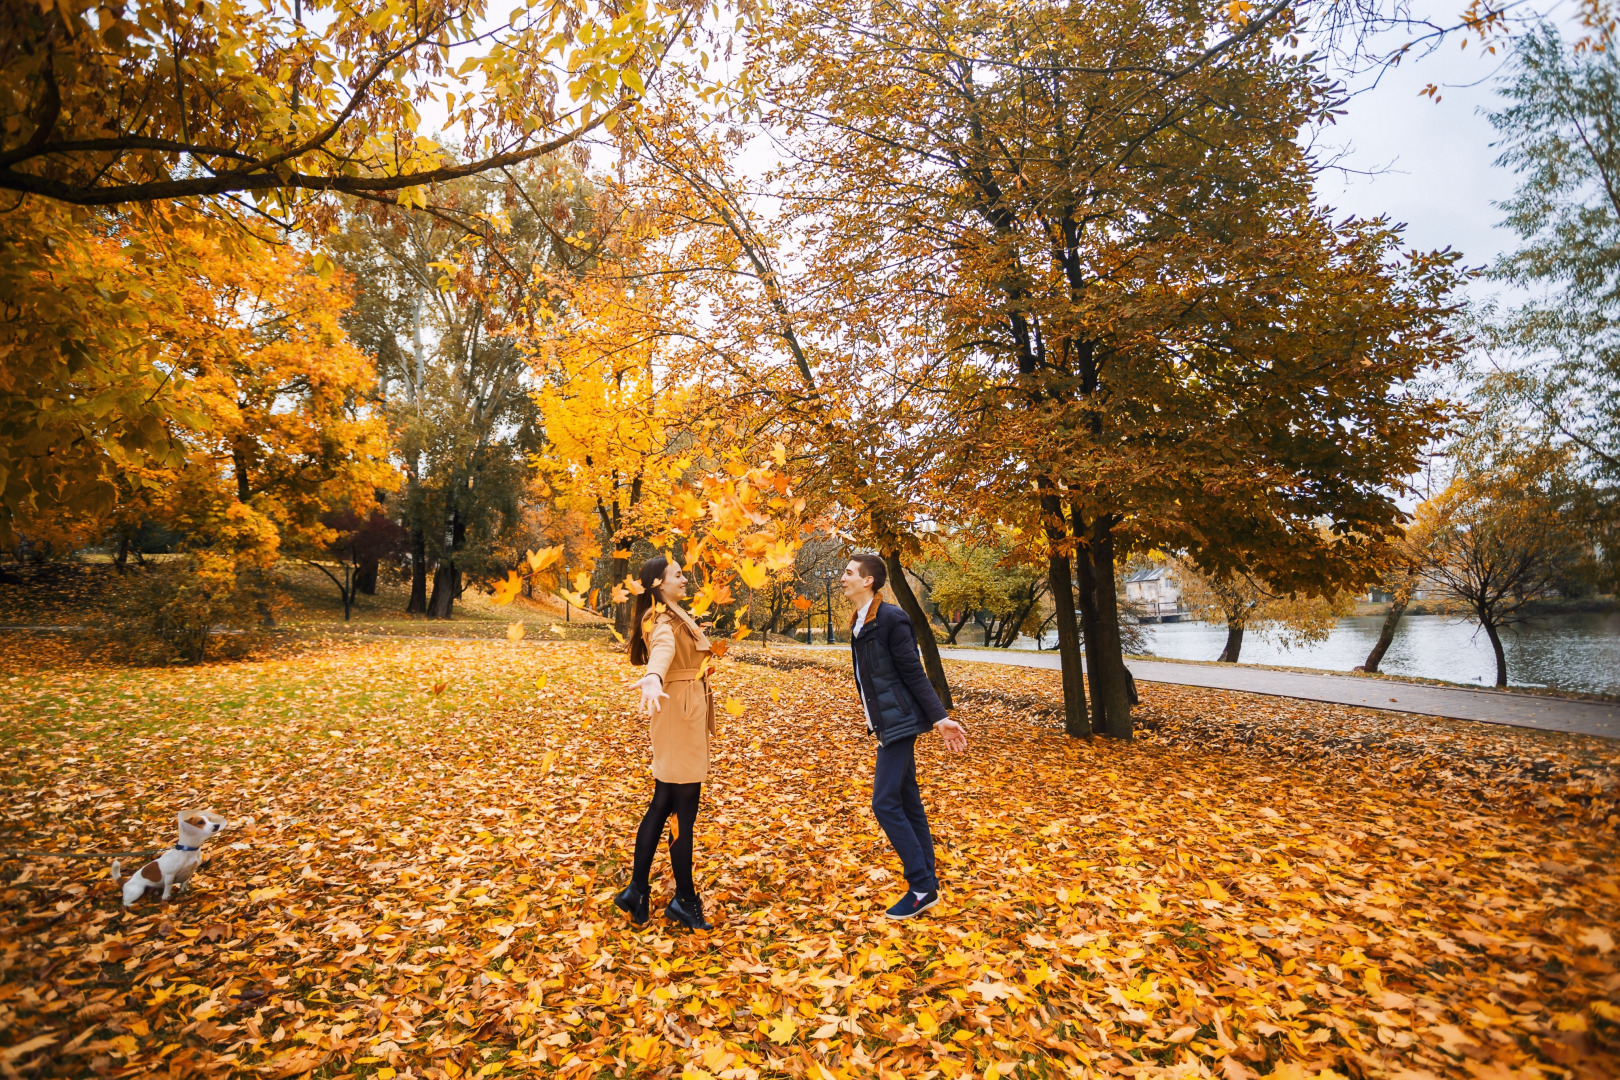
left=643, top=604, right=715, bottom=784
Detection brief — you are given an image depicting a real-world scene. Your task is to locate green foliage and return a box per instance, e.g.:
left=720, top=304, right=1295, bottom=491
left=1481, top=26, right=1620, bottom=585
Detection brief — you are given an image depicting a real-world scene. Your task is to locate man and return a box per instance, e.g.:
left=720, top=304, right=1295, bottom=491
left=840, top=553, right=968, bottom=919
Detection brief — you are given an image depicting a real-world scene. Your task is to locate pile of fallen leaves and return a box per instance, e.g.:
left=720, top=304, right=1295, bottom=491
left=1, top=638, right=1616, bottom=1080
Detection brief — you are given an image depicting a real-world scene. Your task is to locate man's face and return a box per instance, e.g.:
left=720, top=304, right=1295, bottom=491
left=839, top=561, right=872, bottom=600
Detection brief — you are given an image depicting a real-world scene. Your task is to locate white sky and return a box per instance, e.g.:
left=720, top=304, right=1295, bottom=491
left=1312, top=0, right=1587, bottom=285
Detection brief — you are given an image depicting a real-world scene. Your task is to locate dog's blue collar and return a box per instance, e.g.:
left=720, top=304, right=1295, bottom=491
left=174, top=844, right=200, bottom=851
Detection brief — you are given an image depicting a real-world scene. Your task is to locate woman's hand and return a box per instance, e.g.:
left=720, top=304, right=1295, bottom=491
left=633, top=674, right=669, bottom=716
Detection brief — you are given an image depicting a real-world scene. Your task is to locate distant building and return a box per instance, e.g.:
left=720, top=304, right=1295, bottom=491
left=1123, top=565, right=1185, bottom=622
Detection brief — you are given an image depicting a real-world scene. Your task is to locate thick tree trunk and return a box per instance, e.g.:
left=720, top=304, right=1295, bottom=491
left=1360, top=595, right=1408, bottom=673
left=1218, top=623, right=1244, bottom=663
left=114, top=534, right=129, bottom=573
left=1046, top=548, right=1090, bottom=737
left=1086, top=526, right=1133, bottom=739
left=883, top=552, right=953, bottom=710
left=355, top=554, right=378, bottom=596
left=407, top=529, right=427, bottom=614
left=428, top=564, right=457, bottom=619
left=1481, top=613, right=1508, bottom=687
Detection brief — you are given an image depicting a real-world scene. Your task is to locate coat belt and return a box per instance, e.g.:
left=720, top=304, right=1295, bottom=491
left=664, top=667, right=708, bottom=683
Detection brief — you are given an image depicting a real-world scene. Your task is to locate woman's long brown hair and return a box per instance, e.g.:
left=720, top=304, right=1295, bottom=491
left=846, top=553, right=888, bottom=628
left=626, top=555, right=669, bottom=666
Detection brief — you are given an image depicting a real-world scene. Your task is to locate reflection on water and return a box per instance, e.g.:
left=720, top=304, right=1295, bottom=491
left=1124, top=613, right=1620, bottom=695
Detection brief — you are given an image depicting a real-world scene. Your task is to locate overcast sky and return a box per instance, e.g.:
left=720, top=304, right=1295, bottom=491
left=1312, top=2, right=1583, bottom=286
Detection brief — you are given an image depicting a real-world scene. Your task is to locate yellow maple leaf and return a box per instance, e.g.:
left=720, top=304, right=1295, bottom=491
left=723, top=697, right=744, bottom=717
left=769, top=687, right=780, bottom=703
left=735, top=559, right=768, bottom=590
left=766, top=1015, right=797, bottom=1044
left=732, top=624, right=752, bottom=641
left=534, top=674, right=548, bottom=690
left=506, top=621, right=525, bottom=641
left=771, top=440, right=787, bottom=465
left=572, top=570, right=591, bottom=593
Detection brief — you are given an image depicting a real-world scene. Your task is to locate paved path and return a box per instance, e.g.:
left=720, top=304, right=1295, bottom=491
left=931, top=648, right=1620, bottom=740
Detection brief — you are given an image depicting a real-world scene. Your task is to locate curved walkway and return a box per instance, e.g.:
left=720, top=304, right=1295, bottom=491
left=931, top=648, right=1620, bottom=740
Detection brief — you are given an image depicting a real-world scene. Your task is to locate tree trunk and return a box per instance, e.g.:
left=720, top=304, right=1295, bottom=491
left=1481, top=613, right=1508, bottom=687
left=1074, top=533, right=1107, bottom=734
left=407, top=529, right=427, bottom=614
left=1045, top=548, right=1090, bottom=737
left=428, top=564, right=457, bottom=618
left=114, top=534, right=129, bottom=573
left=1086, top=525, right=1133, bottom=739
left=946, top=609, right=972, bottom=645
left=1218, top=623, right=1244, bottom=663
left=355, top=554, right=378, bottom=596
left=1360, top=594, right=1408, bottom=673
left=342, top=566, right=353, bottom=622
left=883, top=552, right=953, bottom=710
left=612, top=551, right=632, bottom=638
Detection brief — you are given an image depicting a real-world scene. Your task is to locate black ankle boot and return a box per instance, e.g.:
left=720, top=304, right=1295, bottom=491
left=614, top=883, right=649, bottom=925
left=665, top=893, right=711, bottom=930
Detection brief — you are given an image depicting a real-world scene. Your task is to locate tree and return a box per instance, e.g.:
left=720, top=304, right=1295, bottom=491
left=1176, top=561, right=1357, bottom=664
left=1419, top=445, right=1594, bottom=687
left=768, top=0, right=1464, bottom=739
left=1480, top=25, right=1620, bottom=587
left=919, top=537, right=1048, bottom=647
left=0, top=0, right=696, bottom=211
left=1356, top=512, right=1438, bottom=673
left=308, top=506, right=409, bottom=619
left=335, top=166, right=579, bottom=618
left=0, top=201, right=193, bottom=547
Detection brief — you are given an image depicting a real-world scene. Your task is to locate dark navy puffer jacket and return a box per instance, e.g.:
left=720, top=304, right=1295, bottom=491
left=850, top=602, right=949, bottom=745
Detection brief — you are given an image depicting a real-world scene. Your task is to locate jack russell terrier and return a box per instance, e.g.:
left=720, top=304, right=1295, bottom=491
left=112, top=810, right=227, bottom=906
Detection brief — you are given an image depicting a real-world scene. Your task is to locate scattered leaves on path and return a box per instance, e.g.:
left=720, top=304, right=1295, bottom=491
left=0, top=640, right=1615, bottom=1079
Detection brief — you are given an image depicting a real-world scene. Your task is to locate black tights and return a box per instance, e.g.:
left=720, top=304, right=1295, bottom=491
left=631, top=781, right=701, bottom=897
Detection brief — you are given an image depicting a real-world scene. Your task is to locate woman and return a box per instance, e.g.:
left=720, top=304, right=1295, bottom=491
left=619, top=555, right=714, bottom=930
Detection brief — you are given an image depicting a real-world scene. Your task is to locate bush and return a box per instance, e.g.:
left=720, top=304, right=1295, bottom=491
left=112, top=555, right=279, bottom=663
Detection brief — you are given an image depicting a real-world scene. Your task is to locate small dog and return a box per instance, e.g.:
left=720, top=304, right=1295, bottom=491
left=112, top=810, right=227, bottom=906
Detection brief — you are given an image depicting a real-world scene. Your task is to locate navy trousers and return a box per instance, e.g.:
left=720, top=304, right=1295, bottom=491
left=872, top=735, right=937, bottom=893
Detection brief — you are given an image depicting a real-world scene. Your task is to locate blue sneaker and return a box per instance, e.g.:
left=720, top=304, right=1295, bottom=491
left=885, top=890, right=939, bottom=919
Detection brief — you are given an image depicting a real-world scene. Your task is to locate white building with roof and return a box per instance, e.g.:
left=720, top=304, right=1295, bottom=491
left=1122, top=565, right=1185, bottom=622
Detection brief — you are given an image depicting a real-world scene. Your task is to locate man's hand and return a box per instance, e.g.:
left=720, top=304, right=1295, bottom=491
left=632, top=674, right=669, bottom=716
left=935, top=718, right=968, bottom=753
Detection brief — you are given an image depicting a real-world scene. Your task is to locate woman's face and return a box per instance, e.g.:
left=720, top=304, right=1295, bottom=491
left=658, top=563, right=689, bottom=605
left=839, top=560, right=875, bottom=600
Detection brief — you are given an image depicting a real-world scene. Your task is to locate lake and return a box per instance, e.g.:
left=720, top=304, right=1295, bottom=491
left=1024, top=612, right=1620, bottom=696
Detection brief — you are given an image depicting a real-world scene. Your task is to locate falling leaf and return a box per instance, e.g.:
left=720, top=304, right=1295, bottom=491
left=506, top=621, right=525, bottom=642
left=669, top=816, right=680, bottom=841
left=572, top=570, right=591, bottom=593
left=709, top=639, right=728, bottom=658
left=723, top=697, right=745, bottom=716
left=534, top=674, right=548, bottom=690
left=732, top=624, right=752, bottom=641
left=769, top=687, right=781, bottom=703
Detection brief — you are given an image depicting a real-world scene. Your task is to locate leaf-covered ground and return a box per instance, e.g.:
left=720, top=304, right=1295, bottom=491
left=1, top=638, right=1616, bottom=1080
